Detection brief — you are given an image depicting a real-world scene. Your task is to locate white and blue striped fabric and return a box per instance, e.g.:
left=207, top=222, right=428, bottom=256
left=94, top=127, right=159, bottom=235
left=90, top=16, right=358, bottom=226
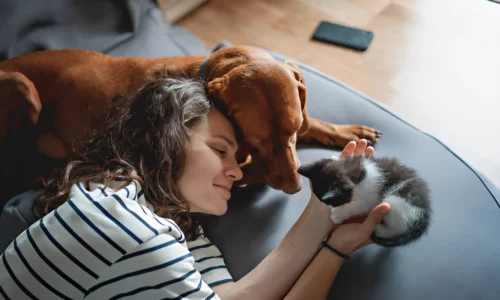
left=0, top=180, right=232, bottom=299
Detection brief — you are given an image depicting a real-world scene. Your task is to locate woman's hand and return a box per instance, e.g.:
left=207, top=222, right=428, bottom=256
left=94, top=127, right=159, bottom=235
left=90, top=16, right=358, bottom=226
left=340, top=139, right=374, bottom=158
left=307, top=139, right=375, bottom=204
left=327, top=203, right=391, bottom=255
left=326, top=138, right=390, bottom=254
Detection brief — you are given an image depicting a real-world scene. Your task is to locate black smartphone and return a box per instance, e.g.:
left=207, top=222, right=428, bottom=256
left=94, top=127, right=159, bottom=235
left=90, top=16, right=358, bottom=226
left=312, top=21, right=374, bottom=51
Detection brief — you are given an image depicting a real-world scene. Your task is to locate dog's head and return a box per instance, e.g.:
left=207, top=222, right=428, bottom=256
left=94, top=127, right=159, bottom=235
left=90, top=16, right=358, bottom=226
left=205, top=46, right=309, bottom=194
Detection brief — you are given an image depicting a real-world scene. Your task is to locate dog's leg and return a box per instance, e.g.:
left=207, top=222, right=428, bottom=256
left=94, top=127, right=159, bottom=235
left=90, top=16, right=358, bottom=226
left=298, top=118, right=382, bottom=147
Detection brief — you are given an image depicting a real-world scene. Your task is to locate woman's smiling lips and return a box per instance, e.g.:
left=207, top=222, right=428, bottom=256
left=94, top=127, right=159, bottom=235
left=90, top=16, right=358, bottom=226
left=213, top=184, right=232, bottom=199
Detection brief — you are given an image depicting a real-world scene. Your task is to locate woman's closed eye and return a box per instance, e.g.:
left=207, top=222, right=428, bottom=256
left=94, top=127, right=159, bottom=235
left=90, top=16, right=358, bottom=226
left=211, top=145, right=228, bottom=157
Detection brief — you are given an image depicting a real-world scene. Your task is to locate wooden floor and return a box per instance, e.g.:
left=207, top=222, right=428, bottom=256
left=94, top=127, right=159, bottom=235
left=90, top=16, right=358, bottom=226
left=179, top=0, right=500, bottom=186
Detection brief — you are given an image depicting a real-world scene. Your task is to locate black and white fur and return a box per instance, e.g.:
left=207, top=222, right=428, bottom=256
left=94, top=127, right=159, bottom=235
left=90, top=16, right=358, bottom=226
left=298, top=156, right=432, bottom=247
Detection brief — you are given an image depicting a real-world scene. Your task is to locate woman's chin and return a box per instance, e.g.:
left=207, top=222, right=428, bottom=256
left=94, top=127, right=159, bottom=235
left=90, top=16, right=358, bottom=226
left=211, top=201, right=228, bottom=216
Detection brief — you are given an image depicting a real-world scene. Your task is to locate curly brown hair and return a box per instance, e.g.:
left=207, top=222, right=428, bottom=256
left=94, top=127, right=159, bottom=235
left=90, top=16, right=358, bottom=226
left=32, top=77, right=214, bottom=240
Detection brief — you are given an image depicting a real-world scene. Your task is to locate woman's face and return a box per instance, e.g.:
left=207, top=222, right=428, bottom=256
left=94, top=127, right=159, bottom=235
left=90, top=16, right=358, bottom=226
left=177, top=109, right=243, bottom=216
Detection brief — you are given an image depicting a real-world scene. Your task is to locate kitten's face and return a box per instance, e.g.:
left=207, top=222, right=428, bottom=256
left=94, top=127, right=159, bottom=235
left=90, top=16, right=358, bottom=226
left=298, top=157, right=354, bottom=207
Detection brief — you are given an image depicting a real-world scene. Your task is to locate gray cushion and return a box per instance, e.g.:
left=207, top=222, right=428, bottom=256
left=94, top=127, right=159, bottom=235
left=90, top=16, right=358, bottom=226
left=0, top=0, right=208, bottom=60
left=0, top=190, right=40, bottom=253
left=201, top=48, right=500, bottom=299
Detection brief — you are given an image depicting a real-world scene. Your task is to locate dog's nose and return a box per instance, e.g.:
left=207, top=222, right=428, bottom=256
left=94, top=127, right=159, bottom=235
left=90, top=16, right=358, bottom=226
left=265, top=160, right=302, bottom=194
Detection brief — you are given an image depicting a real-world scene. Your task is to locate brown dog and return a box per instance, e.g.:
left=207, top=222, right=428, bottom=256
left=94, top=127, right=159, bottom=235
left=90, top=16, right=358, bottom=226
left=0, top=46, right=379, bottom=201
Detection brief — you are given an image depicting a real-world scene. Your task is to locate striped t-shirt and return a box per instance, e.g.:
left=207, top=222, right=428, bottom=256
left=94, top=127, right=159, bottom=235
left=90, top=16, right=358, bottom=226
left=0, top=180, right=232, bottom=299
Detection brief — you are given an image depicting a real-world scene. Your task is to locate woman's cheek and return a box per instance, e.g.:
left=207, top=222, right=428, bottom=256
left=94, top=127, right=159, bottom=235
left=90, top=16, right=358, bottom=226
left=209, top=152, right=226, bottom=173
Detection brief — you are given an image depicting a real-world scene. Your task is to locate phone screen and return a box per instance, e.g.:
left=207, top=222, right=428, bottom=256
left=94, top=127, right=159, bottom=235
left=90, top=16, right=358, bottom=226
left=312, top=21, right=374, bottom=51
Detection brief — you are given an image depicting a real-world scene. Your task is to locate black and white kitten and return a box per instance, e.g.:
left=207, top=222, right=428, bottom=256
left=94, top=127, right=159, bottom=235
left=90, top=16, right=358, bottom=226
left=298, top=156, right=432, bottom=247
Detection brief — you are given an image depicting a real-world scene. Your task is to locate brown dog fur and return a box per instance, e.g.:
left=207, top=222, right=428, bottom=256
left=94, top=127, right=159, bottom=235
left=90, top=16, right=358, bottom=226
left=0, top=46, right=378, bottom=202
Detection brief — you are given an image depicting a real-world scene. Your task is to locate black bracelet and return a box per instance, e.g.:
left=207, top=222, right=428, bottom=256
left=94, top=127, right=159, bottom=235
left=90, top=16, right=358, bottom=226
left=321, top=240, right=350, bottom=260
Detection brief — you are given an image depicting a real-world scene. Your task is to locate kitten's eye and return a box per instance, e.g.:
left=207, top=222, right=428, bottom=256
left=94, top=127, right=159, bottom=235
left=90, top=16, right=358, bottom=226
left=322, top=189, right=337, bottom=200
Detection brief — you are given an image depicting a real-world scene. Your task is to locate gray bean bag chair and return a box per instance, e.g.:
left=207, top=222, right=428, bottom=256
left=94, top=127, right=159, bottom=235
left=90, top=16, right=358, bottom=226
left=201, top=45, right=500, bottom=300
left=1, top=1, right=499, bottom=299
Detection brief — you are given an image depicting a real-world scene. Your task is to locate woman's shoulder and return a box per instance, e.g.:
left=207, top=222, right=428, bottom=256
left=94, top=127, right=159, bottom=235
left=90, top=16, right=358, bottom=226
left=66, top=180, right=187, bottom=246
left=1, top=181, right=194, bottom=299
left=69, top=180, right=143, bottom=206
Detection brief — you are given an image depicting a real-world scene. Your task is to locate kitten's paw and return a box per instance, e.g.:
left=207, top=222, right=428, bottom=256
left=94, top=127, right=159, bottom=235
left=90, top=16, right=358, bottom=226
left=330, top=207, right=348, bottom=224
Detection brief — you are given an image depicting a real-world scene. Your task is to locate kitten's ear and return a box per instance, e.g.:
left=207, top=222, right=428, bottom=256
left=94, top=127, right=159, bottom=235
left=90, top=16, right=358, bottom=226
left=298, top=157, right=334, bottom=178
left=341, top=177, right=355, bottom=193
left=297, top=162, right=316, bottom=179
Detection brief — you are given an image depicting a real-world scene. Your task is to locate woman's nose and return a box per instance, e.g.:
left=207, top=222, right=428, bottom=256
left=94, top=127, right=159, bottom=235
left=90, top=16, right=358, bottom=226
left=225, top=158, right=243, bottom=181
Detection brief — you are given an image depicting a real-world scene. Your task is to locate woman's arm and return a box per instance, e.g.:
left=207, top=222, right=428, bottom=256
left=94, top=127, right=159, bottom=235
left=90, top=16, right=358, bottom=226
left=213, top=140, right=377, bottom=300
left=213, top=195, right=334, bottom=300
left=284, top=245, right=344, bottom=300
left=283, top=203, right=391, bottom=300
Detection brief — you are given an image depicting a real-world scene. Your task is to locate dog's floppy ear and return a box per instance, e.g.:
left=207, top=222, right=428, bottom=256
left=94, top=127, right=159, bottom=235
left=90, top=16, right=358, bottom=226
left=0, top=71, right=42, bottom=144
left=284, top=60, right=309, bottom=136
left=206, top=75, right=228, bottom=98
left=206, top=64, right=248, bottom=108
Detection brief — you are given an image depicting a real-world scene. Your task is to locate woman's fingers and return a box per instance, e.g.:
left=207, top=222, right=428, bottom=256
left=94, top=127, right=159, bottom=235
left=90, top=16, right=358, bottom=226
left=364, top=146, right=375, bottom=157
left=355, top=204, right=390, bottom=250
left=340, top=141, right=357, bottom=157
left=354, top=139, right=368, bottom=156
left=341, top=139, right=375, bottom=160
left=361, top=203, right=391, bottom=233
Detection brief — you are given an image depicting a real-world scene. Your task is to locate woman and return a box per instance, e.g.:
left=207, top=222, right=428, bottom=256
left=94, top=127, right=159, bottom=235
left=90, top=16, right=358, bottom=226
left=0, top=77, right=390, bottom=299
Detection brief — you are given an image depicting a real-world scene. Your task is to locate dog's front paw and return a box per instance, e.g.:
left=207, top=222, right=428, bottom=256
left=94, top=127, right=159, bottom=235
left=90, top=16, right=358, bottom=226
left=330, top=207, right=349, bottom=224
left=328, top=124, right=382, bottom=147
left=298, top=119, right=381, bottom=148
